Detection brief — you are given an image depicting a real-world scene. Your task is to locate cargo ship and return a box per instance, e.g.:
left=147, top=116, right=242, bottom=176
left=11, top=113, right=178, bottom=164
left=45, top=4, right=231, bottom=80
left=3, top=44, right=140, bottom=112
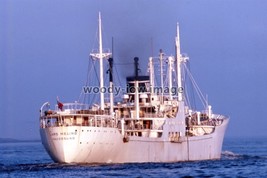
left=39, top=13, right=229, bottom=163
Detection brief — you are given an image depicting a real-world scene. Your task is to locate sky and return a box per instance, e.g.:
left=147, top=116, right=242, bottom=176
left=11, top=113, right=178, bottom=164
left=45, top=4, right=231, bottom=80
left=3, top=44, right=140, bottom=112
left=1, top=0, right=267, bottom=139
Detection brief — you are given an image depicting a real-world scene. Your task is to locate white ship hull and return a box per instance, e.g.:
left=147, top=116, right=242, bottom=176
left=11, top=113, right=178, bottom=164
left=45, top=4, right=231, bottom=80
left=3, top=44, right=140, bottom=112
left=40, top=118, right=228, bottom=163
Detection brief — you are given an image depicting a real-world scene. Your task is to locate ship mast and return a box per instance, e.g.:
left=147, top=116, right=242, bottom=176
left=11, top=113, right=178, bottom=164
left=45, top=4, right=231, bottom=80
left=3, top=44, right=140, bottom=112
left=134, top=57, right=140, bottom=120
left=149, top=57, right=154, bottom=95
left=108, top=57, right=114, bottom=115
left=98, top=12, right=105, bottom=110
left=176, top=23, right=183, bottom=101
left=90, top=12, right=111, bottom=110
left=159, top=49, right=164, bottom=103
left=168, top=56, right=173, bottom=100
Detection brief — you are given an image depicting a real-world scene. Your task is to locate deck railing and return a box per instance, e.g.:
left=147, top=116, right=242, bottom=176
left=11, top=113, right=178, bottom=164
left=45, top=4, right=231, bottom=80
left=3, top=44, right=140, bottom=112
left=40, top=114, right=116, bottom=128
left=55, top=103, right=90, bottom=112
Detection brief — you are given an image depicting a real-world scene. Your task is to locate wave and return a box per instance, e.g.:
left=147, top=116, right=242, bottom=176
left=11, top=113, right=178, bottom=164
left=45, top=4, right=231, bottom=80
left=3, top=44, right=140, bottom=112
left=0, top=163, right=63, bottom=173
left=222, top=150, right=267, bottom=160
left=1, top=153, right=266, bottom=174
left=0, top=162, right=109, bottom=173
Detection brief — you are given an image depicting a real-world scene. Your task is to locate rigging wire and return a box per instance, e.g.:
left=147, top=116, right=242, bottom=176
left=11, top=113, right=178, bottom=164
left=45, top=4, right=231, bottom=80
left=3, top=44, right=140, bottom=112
left=183, top=64, right=191, bottom=109
left=114, top=62, right=134, bottom=65
left=78, top=58, right=94, bottom=104
left=183, top=61, right=196, bottom=109
left=183, top=63, right=207, bottom=109
left=79, top=58, right=100, bottom=106
left=114, top=64, right=123, bottom=96
left=187, top=61, right=196, bottom=109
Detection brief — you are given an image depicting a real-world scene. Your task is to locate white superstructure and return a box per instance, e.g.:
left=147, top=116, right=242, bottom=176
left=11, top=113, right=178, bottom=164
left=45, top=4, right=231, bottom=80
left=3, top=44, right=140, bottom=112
left=39, top=13, right=229, bottom=163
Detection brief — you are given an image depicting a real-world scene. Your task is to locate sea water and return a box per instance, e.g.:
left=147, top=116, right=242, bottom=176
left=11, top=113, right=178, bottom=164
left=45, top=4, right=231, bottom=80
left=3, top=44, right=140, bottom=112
left=0, top=137, right=266, bottom=177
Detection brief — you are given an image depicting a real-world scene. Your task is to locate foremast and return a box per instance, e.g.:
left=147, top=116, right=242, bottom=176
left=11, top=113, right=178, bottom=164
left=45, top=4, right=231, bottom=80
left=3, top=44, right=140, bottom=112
left=90, top=12, right=112, bottom=110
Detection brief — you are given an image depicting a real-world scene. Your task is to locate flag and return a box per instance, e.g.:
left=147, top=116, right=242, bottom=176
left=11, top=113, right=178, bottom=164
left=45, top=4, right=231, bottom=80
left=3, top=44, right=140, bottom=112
left=57, top=97, right=64, bottom=111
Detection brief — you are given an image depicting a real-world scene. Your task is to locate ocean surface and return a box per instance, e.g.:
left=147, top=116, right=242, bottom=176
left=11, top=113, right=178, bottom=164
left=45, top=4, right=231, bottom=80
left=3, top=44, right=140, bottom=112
left=0, top=137, right=266, bottom=177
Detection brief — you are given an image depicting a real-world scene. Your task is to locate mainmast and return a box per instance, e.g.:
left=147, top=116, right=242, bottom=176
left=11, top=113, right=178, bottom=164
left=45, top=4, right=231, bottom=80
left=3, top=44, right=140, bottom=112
left=90, top=12, right=111, bottom=110
left=98, top=12, right=104, bottom=110
left=176, top=23, right=183, bottom=101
